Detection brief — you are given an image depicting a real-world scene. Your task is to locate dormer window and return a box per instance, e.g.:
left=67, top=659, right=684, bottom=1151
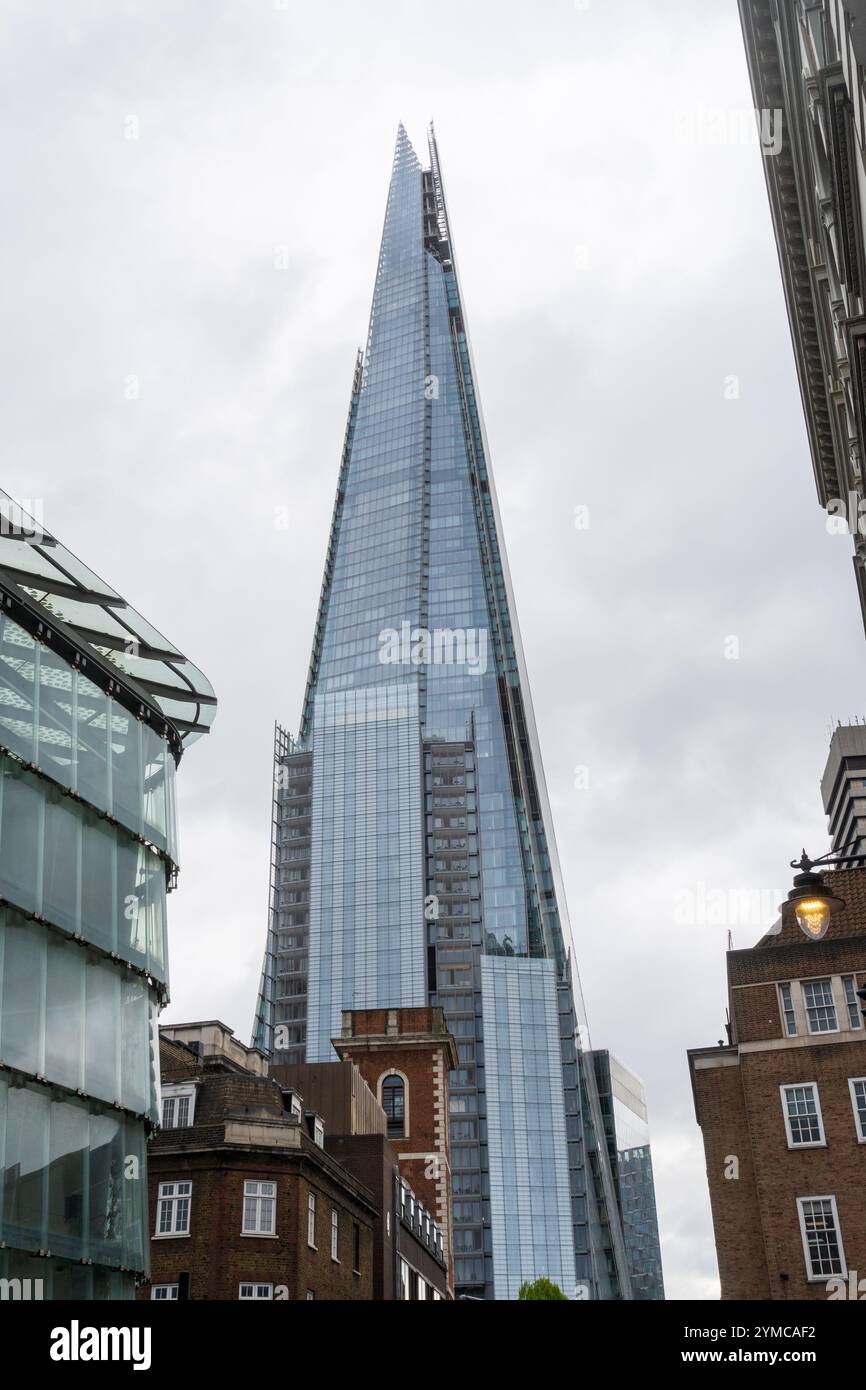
left=161, top=1085, right=196, bottom=1129
left=284, top=1091, right=302, bottom=1122
left=313, top=1118, right=324, bottom=1148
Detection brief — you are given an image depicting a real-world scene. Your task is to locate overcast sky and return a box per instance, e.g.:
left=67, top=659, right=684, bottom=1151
left=4, top=0, right=866, bottom=1300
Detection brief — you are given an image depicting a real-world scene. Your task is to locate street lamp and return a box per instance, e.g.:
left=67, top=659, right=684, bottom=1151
left=784, top=847, right=858, bottom=941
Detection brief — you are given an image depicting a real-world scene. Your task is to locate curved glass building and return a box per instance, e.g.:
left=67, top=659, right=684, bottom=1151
left=254, top=125, right=630, bottom=1299
left=0, top=494, right=215, bottom=1299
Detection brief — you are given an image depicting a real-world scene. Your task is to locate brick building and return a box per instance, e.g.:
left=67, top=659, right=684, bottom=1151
left=276, top=1006, right=457, bottom=1299
left=333, top=1007, right=455, bottom=1266
left=688, top=869, right=866, bottom=1299
left=139, top=1018, right=450, bottom=1301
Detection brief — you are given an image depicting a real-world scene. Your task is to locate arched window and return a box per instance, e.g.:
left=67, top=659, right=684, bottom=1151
left=381, top=1074, right=406, bottom=1139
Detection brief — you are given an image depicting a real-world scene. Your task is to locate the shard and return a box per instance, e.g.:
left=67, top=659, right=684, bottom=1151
left=254, top=124, right=631, bottom=1300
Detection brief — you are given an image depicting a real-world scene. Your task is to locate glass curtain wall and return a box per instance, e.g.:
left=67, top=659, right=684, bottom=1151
left=255, top=124, right=630, bottom=1300
left=0, top=614, right=173, bottom=1298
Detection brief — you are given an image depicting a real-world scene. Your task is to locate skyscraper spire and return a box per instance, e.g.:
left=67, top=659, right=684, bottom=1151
left=254, top=126, right=631, bottom=1301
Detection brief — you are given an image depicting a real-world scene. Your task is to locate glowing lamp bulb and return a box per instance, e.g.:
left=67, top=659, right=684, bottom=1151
left=794, top=897, right=831, bottom=940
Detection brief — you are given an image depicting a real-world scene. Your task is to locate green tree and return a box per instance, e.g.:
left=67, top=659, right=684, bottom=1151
left=517, top=1277, right=568, bottom=1301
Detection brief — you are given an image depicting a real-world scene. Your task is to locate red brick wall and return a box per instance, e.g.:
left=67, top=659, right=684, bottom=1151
left=693, top=1033, right=866, bottom=1297
left=738, top=1043, right=866, bottom=1298
left=139, top=1154, right=374, bottom=1302
left=731, top=950, right=866, bottom=1045
left=344, top=1044, right=452, bottom=1278
left=692, top=1058, right=771, bottom=1300
left=336, top=1008, right=456, bottom=1290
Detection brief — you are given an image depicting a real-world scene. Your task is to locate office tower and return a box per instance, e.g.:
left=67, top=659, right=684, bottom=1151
left=0, top=493, right=216, bottom=1299
left=591, top=1051, right=665, bottom=1300
left=738, top=1, right=866, bottom=632
left=688, top=865, right=866, bottom=1299
left=254, top=125, right=630, bottom=1300
left=822, top=722, right=866, bottom=857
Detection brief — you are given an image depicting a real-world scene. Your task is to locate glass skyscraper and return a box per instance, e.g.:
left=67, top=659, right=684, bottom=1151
left=592, top=1051, right=665, bottom=1300
left=254, top=124, right=631, bottom=1299
left=0, top=493, right=216, bottom=1298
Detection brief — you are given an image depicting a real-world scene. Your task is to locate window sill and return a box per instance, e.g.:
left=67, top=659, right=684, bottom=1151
left=153, top=1233, right=191, bottom=1240
left=240, top=1232, right=279, bottom=1239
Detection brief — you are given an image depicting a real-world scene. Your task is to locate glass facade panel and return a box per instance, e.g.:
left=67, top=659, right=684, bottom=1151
left=0, top=615, right=177, bottom=861
left=0, top=911, right=159, bottom=1120
left=306, top=685, right=426, bottom=1061
left=592, top=1050, right=665, bottom=1299
left=481, top=956, right=576, bottom=1300
left=0, top=757, right=168, bottom=981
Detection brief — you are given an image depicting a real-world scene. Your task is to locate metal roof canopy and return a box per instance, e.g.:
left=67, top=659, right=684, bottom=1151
left=0, top=492, right=216, bottom=757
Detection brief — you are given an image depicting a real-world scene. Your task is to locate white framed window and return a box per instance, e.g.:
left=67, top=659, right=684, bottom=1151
left=161, top=1085, right=196, bottom=1130
left=797, top=1196, right=846, bottom=1280
left=849, top=1077, right=866, bottom=1141
left=802, top=978, right=838, bottom=1034
left=156, top=1181, right=192, bottom=1237
left=151, top=1284, right=179, bottom=1301
left=313, top=1118, right=324, bottom=1148
left=399, top=1258, right=411, bottom=1301
left=307, top=1191, right=317, bottom=1248
left=306, top=1290, right=315, bottom=1301
left=242, top=1180, right=276, bottom=1235
left=239, top=1283, right=273, bottom=1300
left=778, top=982, right=798, bottom=1036
left=417, top=1276, right=427, bottom=1300
left=780, top=1084, right=825, bottom=1147
left=331, top=1209, right=339, bottom=1261
left=842, top=976, right=863, bottom=1030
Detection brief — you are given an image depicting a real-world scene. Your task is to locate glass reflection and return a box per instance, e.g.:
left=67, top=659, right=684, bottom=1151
left=0, top=912, right=159, bottom=1120
left=0, top=758, right=168, bottom=981
left=0, top=1074, right=148, bottom=1273
left=0, top=616, right=176, bottom=860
